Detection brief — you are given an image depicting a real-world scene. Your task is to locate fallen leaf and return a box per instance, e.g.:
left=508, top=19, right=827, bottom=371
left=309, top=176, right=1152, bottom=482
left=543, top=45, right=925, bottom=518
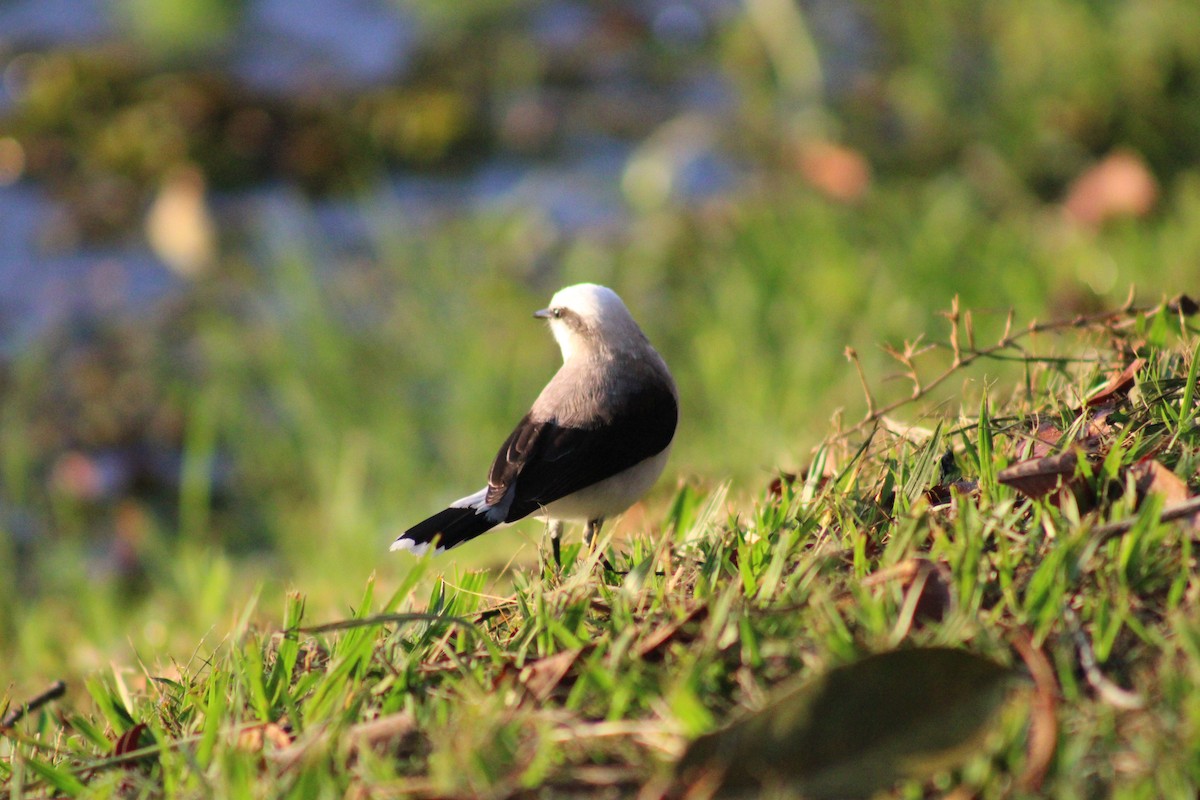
left=1023, top=422, right=1064, bottom=460
left=637, top=605, right=709, bottom=661
left=344, top=712, right=419, bottom=755
left=49, top=451, right=110, bottom=501
left=1063, top=149, right=1158, bottom=228
left=1132, top=460, right=1189, bottom=505
left=1084, top=407, right=1116, bottom=440
left=863, top=558, right=955, bottom=628
left=237, top=726, right=263, bottom=751
left=1168, top=294, right=1199, bottom=316
left=238, top=722, right=293, bottom=752
left=924, top=479, right=979, bottom=506
left=881, top=416, right=936, bottom=442
left=1088, top=496, right=1200, bottom=551
left=520, top=648, right=582, bottom=702
left=113, top=723, right=150, bottom=758
left=767, top=473, right=798, bottom=499
left=145, top=163, right=217, bottom=278
left=998, top=451, right=1079, bottom=500
left=270, top=712, right=417, bottom=772
left=1086, top=359, right=1145, bottom=408
left=790, top=139, right=872, bottom=203
left=677, top=647, right=1015, bottom=799
left=1131, top=460, right=1197, bottom=529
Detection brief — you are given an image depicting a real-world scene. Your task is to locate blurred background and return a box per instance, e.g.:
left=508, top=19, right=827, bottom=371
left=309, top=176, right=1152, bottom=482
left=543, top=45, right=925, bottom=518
left=1, top=0, right=1197, bottom=689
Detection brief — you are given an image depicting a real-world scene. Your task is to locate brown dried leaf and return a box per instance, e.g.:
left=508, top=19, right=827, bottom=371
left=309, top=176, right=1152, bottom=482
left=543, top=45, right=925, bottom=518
left=238, top=724, right=292, bottom=753
left=1131, top=460, right=1198, bottom=529
left=520, top=648, right=582, bottom=702
left=237, top=726, right=263, bottom=751
left=270, top=712, right=416, bottom=772
left=236, top=722, right=293, bottom=752
left=863, top=558, right=954, bottom=628
left=1053, top=477, right=1097, bottom=515
left=346, top=712, right=418, bottom=754
left=998, top=451, right=1078, bottom=500
left=1084, top=407, right=1116, bottom=440
left=861, top=559, right=925, bottom=589
left=1063, top=149, right=1158, bottom=228
left=767, top=473, right=798, bottom=499
left=1168, top=294, right=1199, bottom=316
left=264, top=722, right=293, bottom=750
left=924, top=479, right=979, bottom=507
left=909, top=563, right=954, bottom=626
left=790, top=139, right=872, bottom=203
left=1132, top=460, right=1190, bottom=506
left=1024, top=422, right=1064, bottom=460
left=1086, top=358, right=1145, bottom=408
left=113, top=722, right=150, bottom=758
left=637, top=605, right=709, bottom=661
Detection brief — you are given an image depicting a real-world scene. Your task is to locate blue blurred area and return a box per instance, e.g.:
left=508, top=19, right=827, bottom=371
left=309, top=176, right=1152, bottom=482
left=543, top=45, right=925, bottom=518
left=233, top=0, right=419, bottom=93
left=0, top=183, right=182, bottom=352
left=0, top=0, right=744, bottom=344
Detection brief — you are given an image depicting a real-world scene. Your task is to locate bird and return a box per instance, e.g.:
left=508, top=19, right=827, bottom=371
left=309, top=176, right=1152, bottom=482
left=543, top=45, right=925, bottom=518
left=391, top=283, right=678, bottom=566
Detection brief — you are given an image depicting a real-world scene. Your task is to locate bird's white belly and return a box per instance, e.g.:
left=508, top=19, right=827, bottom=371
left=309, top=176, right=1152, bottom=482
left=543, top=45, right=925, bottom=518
left=541, top=446, right=672, bottom=522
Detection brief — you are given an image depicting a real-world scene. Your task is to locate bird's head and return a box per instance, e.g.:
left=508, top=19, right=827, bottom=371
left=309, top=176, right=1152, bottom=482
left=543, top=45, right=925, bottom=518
left=534, top=283, right=645, bottom=362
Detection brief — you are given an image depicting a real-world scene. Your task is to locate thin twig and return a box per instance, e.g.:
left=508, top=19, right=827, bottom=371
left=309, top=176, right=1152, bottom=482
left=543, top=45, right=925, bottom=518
left=1, top=680, right=67, bottom=730
left=845, top=346, right=876, bottom=418
left=292, top=612, right=482, bottom=636
left=1087, top=495, right=1200, bottom=548
left=1063, top=608, right=1144, bottom=710
left=832, top=300, right=1170, bottom=441
left=941, top=351, right=1103, bottom=365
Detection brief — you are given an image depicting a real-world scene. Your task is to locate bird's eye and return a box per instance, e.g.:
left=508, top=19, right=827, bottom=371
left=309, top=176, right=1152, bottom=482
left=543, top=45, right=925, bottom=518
left=551, top=308, right=563, bottom=319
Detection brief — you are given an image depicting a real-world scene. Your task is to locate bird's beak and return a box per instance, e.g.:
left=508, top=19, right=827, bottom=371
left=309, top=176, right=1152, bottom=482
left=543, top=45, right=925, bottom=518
left=533, top=308, right=553, bottom=319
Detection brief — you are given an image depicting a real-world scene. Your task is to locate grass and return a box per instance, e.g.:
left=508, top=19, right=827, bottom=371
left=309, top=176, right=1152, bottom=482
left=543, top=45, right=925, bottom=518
left=4, top=294, right=1200, bottom=797
left=5, top=2, right=1200, bottom=794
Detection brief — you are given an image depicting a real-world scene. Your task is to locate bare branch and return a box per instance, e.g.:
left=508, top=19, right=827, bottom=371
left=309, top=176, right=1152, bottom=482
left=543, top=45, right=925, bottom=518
left=830, top=298, right=1175, bottom=442
left=845, top=347, right=876, bottom=419
left=1, top=681, right=67, bottom=729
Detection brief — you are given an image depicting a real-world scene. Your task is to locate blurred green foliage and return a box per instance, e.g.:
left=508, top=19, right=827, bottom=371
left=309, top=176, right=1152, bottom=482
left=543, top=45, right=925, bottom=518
left=0, top=0, right=1198, bottom=703
left=8, top=1, right=1200, bottom=197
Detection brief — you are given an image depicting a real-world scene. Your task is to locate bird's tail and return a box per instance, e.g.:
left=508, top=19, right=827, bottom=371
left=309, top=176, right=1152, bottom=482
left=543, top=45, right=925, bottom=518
left=390, top=506, right=500, bottom=554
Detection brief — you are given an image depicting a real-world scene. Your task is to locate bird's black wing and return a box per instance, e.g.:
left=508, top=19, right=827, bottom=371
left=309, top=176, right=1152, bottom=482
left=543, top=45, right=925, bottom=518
left=485, top=412, right=547, bottom=508
left=395, top=379, right=677, bottom=553
left=487, top=380, right=678, bottom=523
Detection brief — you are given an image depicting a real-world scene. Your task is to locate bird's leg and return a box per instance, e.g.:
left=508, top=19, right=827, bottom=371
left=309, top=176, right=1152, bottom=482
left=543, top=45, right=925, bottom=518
left=548, top=519, right=564, bottom=571
left=585, top=518, right=618, bottom=573
left=583, top=518, right=603, bottom=551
